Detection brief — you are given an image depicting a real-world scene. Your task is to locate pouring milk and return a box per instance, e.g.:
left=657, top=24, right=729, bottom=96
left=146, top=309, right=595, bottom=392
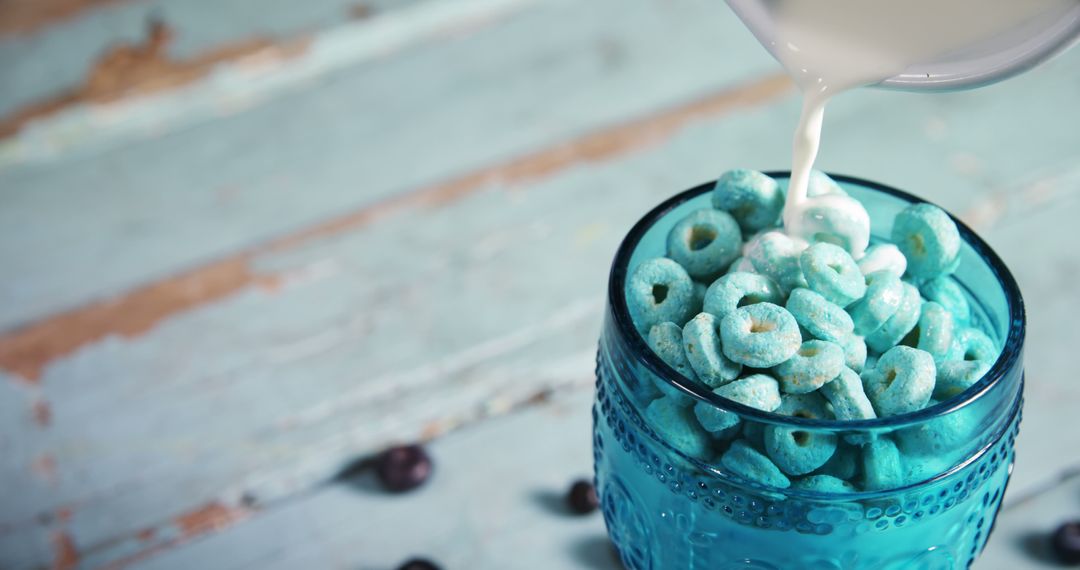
left=728, top=0, right=1079, bottom=259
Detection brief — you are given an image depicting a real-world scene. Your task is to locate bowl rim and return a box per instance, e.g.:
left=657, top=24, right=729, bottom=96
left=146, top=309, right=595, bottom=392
left=607, top=171, right=1026, bottom=429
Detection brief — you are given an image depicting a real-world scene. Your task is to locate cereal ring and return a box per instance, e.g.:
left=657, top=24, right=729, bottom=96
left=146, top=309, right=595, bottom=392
left=648, top=322, right=697, bottom=405
left=786, top=287, right=854, bottom=343
left=682, top=312, right=742, bottom=387
left=721, top=439, right=791, bottom=488
left=807, top=170, right=847, bottom=197
left=865, top=281, right=921, bottom=353
left=775, top=391, right=834, bottom=420
left=933, top=359, right=993, bottom=400
left=712, top=169, right=785, bottom=232
left=800, top=242, right=867, bottom=306
left=896, top=409, right=975, bottom=457
left=774, top=340, right=845, bottom=394
left=627, top=258, right=696, bottom=333
left=948, top=327, right=998, bottom=362
left=821, top=366, right=877, bottom=421
left=910, top=301, right=955, bottom=363
left=793, top=474, right=856, bottom=493
left=920, top=276, right=971, bottom=327
left=765, top=423, right=838, bottom=475
left=784, top=193, right=871, bottom=258
left=847, top=270, right=905, bottom=336
left=745, top=231, right=809, bottom=293
left=815, top=443, right=859, bottom=480
left=862, top=346, right=936, bottom=417
left=862, top=437, right=904, bottom=491
left=838, top=333, right=868, bottom=372
left=693, top=374, right=781, bottom=433
left=666, top=208, right=743, bottom=280
left=719, top=303, right=802, bottom=368
left=645, top=396, right=712, bottom=461
left=703, top=271, right=783, bottom=321
left=891, top=203, right=961, bottom=279
left=857, top=243, right=907, bottom=278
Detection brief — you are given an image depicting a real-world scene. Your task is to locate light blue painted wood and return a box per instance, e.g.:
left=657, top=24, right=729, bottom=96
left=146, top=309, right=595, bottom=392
left=128, top=388, right=610, bottom=570
left=0, top=0, right=776, bottom=331
left=0, top=0, right=431, bottom=118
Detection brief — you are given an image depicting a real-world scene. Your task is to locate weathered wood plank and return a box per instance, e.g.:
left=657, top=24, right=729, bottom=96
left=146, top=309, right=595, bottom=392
left=0, top=0, right=777, bottom=332
left=126, top=387, right=610, bottom=570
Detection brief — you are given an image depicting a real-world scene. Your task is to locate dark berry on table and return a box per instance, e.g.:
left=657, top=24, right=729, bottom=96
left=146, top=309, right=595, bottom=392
left=1053, top=520, right=1080, bottom=565
left=375, top=445, right=433, bottom=493
left=397, top=558, right=441, bottom=570
left=566, top=479, right=599, bottom=514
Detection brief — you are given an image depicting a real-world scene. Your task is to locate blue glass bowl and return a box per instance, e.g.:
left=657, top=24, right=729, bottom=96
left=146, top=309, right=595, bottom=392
left=594, top=173, right=1025, bottom=570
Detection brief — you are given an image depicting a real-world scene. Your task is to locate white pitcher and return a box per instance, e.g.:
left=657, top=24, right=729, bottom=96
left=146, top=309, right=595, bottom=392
left=726, top=0, right=1080, bottom=91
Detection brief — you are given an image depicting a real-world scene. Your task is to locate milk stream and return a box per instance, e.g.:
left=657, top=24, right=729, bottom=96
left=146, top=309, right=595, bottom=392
left=763, top=0, right=1077, bottom=251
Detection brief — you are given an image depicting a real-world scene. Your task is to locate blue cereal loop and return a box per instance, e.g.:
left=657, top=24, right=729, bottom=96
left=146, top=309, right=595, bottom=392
left=865, top=281, right=921, bottom=353
left=719, top=303, right=802, bottom=368
left=857, top=243, right=907, bottom=278
left=712, top=169, right=785, bottom=232
left=682, top=312, right=742, bottom=388
left=862, top=346, right=936, bottom=417
left=784, top=193, right=871, bottom=259
left=703, top=271, right=783, bottom=321
left=862, top=437, right=904, bottom=491
left=948, top=327, right=999, bottom=362
left=912, top=301, right=954, bottom=363
left=721, top=439, right=791, bottom=489
left=775, top=391, right=834, bottom=420
left=896, top=410, right=975, bottom=457
left=793, top=474, right=856, bottom=493
left=745, top=231, right=809, bottom=294
left=800, top=242, right=867, bottom=306
left=765, top=423, right=838, bottom=476
left=838, top=333, right=868, bottom=372
left=774, top=340, right=845, bottom=394
left=666, top=208, right=743, bottom=280
left=627, top=257, right=695, bottom=333
left=892, top=203, right=961, bottom=280
left=648, top=322, right=697, bottom=406
left=847, top=270, right=904, bottom=336
left=920, top=276, right=971, bottom=327
left=645, top=397, right=712, bottom=461
left=807, top=170, right=847, bottom=197
left=933, top=359, right=993, bottom=400
left=693, top=374, right=780, bottom=433
left=786, top=287, right=854, bottom=343
left=821, top=366, right=877, bottom=421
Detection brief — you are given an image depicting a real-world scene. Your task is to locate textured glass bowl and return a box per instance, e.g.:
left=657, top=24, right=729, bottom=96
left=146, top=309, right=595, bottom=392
left=593, top=173, right=1025, bottom=569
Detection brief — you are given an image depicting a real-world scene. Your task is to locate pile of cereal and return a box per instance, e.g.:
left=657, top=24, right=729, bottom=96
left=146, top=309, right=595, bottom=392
left=625, top=169, right=1001, bottom=491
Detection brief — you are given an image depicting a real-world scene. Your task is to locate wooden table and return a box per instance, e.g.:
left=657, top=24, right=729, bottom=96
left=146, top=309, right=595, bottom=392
left=1, top=0, right=1078, bottom=567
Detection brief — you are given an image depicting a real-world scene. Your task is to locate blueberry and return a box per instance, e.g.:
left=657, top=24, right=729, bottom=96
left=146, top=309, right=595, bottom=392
left=397, top=558, right=441, bottom=570
left=1052, top=520, right=1080, bottom=565
left=376, top=445, right=433, bottom=493
left=566, top=479, right=599, bottom=514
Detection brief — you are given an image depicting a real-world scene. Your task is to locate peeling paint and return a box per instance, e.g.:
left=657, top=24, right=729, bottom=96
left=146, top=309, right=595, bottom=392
left=0, top=19, right=309, bottom=138
left=33, top=399, right=53, bottom=427
left=173, top=502, right=249, bottom=538
left=51, top=530, right=79, bottom=570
